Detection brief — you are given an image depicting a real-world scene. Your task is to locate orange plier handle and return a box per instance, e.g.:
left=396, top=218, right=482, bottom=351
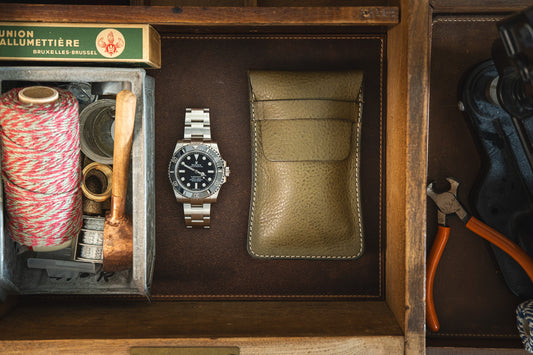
left=426, top=216, right=533, bottom=332
left=426, top=225, right=450, bottom=332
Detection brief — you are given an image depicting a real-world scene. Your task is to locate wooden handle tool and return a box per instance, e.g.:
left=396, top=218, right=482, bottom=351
left=102, top=90, right=136, bottom=272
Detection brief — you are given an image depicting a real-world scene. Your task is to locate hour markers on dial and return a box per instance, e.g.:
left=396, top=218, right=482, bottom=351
left=173, top=150, right=218, bottom=192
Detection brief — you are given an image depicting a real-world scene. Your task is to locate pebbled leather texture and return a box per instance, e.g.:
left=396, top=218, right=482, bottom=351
left=248, top=70, right=364, bottom=259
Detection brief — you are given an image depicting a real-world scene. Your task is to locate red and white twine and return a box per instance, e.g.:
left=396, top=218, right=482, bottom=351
left=0, top=87, right=83, bottom=248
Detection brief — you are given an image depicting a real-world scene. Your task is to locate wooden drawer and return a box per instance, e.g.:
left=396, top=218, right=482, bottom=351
left=0, top=2, right=429, bottom=354
left=427, top=1, right=533, bottom=352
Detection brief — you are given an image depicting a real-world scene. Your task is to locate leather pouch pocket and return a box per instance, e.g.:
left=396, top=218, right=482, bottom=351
left=248, top=70, right=364, bottom=259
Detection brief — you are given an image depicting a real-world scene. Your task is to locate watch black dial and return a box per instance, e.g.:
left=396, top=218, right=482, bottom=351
left=175, top=152, right=217, bottom=191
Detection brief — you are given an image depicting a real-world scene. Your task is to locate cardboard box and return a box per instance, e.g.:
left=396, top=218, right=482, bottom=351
left=0, top=23, right=161, bottom=68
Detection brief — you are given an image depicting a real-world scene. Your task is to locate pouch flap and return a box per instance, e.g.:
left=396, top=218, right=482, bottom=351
left=249, top=70, right=363, bottom=101
left=259, top=119, right=352, bottom=162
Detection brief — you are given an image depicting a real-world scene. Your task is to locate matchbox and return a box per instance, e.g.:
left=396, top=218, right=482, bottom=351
left=0, top=23, right=161, bottom=68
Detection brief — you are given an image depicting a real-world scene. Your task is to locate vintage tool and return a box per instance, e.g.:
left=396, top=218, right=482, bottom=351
left=73, top=91, right=136, bottom=269
left=457, top=6, right=533, bottom=298
left=459, top=60, right=533, bottom=297
left=426, top=177, right=533, bottom=332
left=102, top=90, right=136, bottom=272
left=495, top=6, right=533, bottom=173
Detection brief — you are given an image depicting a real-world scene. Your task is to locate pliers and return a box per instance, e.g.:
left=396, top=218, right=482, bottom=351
left=426, top=177, right=533, bottom=332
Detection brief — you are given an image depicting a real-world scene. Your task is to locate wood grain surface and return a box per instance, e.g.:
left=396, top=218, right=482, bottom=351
left=0, top=4, right=399, bottom=26
left=431, top=0, right=532, bottom=13
left=0, top=336, right=404, bottom=355
left=0, top=300, right=402, bottom=339
left=386, top=0, right=431, bottom=354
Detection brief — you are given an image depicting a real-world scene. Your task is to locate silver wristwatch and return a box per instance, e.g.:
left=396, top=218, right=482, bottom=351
left=168, top=108, right=230, bottom=228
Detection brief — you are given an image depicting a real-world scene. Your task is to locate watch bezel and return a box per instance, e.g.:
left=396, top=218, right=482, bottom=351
left=168, top=144, right=226, bottom=200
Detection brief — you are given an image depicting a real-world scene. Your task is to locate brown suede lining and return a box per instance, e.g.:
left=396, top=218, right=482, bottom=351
left=428, top=16, right=521, bottom=344
left=149, top=35, right=385, bottom=300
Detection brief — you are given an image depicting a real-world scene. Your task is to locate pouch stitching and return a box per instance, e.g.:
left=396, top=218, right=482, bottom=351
left=249, top=93, right=258, bottom=257
left=354, top=85, right=364, bottom=258
left=257, top=117, right=355, bottom=121
left=255, top=98, right=361, bottom=102
left=248, top=84, right=364, bottom=260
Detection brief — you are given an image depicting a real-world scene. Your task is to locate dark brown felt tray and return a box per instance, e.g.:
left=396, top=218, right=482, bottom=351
left=150, top=34, right=385, bottom=300
left=428, top=15, right=523, bottom=345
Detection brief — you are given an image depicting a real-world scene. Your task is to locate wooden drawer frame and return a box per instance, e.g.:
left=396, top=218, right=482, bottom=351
left=0, top=1, right=430, bottom=354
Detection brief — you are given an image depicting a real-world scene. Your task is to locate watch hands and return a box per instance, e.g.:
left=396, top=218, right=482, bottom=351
left=181, top=162, right=206, bottom=177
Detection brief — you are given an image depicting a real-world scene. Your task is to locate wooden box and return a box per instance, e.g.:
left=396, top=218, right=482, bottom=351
left=0, top=2, right=430, bottom=354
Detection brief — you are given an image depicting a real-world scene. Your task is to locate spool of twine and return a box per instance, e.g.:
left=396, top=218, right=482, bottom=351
left=0, top=86, right=83, bottom=249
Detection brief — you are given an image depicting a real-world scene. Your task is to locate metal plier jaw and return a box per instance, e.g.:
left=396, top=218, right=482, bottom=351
left=427, top=177, right=470, bottom=226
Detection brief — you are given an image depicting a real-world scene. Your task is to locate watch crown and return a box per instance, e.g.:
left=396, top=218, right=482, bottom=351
left=225, top=167, right=231, bottom=177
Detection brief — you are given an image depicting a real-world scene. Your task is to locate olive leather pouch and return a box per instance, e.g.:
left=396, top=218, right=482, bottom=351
left=247, top=70, right=364, bottom=259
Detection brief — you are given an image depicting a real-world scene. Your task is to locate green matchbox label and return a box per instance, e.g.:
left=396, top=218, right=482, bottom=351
left=0, top=25, right=143, bottom=60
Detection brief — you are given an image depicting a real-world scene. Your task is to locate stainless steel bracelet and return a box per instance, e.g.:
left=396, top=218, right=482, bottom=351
left=184, top=108, right=211, bottom=141
left=183, top=203, right=211, bottom=229
left=183, top=108, right=212, bottom=228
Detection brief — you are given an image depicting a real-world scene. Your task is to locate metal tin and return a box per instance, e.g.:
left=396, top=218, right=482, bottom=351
left=0, top=67, right=155, bottom=299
